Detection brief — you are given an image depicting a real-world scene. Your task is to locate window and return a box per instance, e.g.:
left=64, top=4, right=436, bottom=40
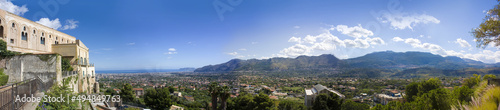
left=40, top=37, right=45, bottom=44
left=33, top=30, right=35, bottom=33
left=23, top=27, right=26, bottom=31
left=83, top=71, right=85, bottom=77
left=49, top=35, right=51, bottom=38
left=0, top=26, right=4, bottom=38
left=10, top=39, right=14, bottom=43
left=11, top=23, right=15, bottom=28
left=21, top=32, right=27, bottom=41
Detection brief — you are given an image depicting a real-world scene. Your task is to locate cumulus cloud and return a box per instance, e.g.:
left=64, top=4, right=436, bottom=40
left=36, top=18, right=79, bottom=30
left=275, top=25, right=385, bottom=58
left=36, top=18, right=62, bottom=29
left=0, top=0, right=28, bottom=15
left=379, top=13, right=440, bottom=30
left=335, top=24, right=374, bottom=38
left=61, top=19, right=79, bottom=30
left=455, top=38, right=471, bottom=48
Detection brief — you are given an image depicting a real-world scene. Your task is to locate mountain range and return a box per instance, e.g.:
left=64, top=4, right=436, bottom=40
left=195, top=51, right=500, bottom=77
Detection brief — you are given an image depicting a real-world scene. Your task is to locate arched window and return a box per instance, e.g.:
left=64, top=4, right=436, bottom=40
left=21, top=27, right=27, bottom=41
left=11, top=23, right=15, bottom=28
left=0, top=26, right=4, bottom=38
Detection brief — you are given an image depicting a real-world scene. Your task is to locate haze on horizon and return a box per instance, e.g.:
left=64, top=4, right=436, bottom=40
left=1, top=0, right=498, bottom=70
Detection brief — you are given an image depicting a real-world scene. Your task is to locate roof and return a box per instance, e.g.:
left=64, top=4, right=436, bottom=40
left=305, top=89, right=313, bottom=95
left=133, top=88, right=144, bottom=91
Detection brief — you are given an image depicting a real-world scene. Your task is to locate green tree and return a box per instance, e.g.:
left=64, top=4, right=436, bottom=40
left=62, top=58, right=73, bottom=71
left=405, top=82, right=419, bottom=102
left=312, top=92, right=343, bottom=110
left=341, top=100, right=369, bottom=110
left=144, top=88, right=173, bottom=110
left=278, top=99, right=305, bottom=110
left=253, top=93, right=275, bottom=110
left=209, top=82, right=219, bottom=110
left=168, top=86, right=176, bottom=93
left=418, top=78, right=441, bottom=95
left=219, top=86, right=231, bottom=110
left=463, top=74, right=481, bottom=88
left=416, top=88, right=451, bottom=110
left=120, top=83, right=135, bottom=102
left=483, top=74, right=496, bottom=80
left=453, top=86, right=474, bottom=104
left=229, top=93, right=255, bottom=110
left=473, top=0, right=500, bottom=48
left=36, top=80, right=78, bottom=109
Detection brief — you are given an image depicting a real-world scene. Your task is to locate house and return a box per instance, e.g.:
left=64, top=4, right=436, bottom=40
left=304, top=84, right=345, bottom=107
left=133, top=88, right=144, bottom=97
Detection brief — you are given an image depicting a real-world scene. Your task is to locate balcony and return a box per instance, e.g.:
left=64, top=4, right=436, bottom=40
left=62, top=71, right=78, bottom=78
left=73, top=62, right=94, bottom=67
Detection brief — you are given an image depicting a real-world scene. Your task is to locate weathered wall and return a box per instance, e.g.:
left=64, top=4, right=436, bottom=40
left=3, top=54, right=61, bottom=86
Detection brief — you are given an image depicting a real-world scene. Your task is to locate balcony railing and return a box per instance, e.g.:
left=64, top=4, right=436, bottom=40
left=73, top=62, right=94, bottom=67
left=62, top=71, right=78, bottom=78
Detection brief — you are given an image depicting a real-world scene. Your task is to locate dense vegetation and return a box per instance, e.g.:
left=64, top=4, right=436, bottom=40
left=373, top=74, right=499, bottom=110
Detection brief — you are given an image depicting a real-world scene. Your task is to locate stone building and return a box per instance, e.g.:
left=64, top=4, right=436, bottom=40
left=0, top=9, right=96, bottom=93
left=304, top=84, right=345, bottom=107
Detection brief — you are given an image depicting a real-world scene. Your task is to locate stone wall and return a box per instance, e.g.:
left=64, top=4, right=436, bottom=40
left=2, top=54, right=61, bottom=86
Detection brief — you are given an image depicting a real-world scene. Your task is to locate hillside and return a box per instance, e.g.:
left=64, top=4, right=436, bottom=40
left=194, top=54, right=342, bottom=72
left=195, top=51, right=493, bottom=73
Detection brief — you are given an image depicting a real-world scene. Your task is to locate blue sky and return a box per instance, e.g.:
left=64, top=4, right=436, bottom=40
left=2, top=0, right=499, bottom=70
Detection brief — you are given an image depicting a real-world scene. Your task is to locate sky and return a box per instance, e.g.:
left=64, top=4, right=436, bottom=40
left=1, top=0, right=499, bottom=70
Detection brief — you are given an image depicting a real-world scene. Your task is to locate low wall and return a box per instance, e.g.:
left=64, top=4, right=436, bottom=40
left=2, top=54, right=61, bottom=86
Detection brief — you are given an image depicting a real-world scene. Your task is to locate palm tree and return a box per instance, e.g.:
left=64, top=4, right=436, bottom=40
left=209, top=82, right=219, bottom=110
left=219, top=86, right=231, bottom=110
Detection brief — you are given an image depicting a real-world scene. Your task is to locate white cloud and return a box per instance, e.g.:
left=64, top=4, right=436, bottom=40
left=61, top=19, right=79, bottom=30
left=226, top=52, right=244, bottom=58
left=288, top=37, right=302, bottom=43
left=380, top=13, right=440, bottom=30
left=0, top=0, right=28, bottom=15
left=164, top=48, right=177, bottom=55
left=127, top=42, right=135, bottom=45
left=36, top=18, right=62, bottom=29
left=275, top=25, right=385, bottom=58
left=239, top=48, right=247, bottom=51
left=294, top=26, right=300, bottom=29
left=168, top=48, right=176, bottom=51
left=226, top=52, right=238, bottom=56
left=164, top=52, right=177, bottom=55
left=393, top=37, right=500, bottom=63
left=455, top=38, right=471, bottom=48
left=335, top=24, right=374, bottom=38
left=36, top=18, right=79, bottom=30
left=279, top=44, right=311, bottom=57
left=392, top=37, right=404, bottom=42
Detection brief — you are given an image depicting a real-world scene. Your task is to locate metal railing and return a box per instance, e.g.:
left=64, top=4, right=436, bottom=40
left=62, top=71, right=78, bottom=78
left=0, top=76, right=49, bottom=110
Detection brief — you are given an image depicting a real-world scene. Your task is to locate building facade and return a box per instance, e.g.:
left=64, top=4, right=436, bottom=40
left=304, top=84, right=345, bottom=107
left=0, top=9, right=96, bottom=93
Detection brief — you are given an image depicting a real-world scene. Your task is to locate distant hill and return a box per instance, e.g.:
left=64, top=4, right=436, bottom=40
left=194, top=54, right=342, bottom=72
left=195, top=51, right=493, bottom=73
left=344, top=51, right=486, bottom=69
